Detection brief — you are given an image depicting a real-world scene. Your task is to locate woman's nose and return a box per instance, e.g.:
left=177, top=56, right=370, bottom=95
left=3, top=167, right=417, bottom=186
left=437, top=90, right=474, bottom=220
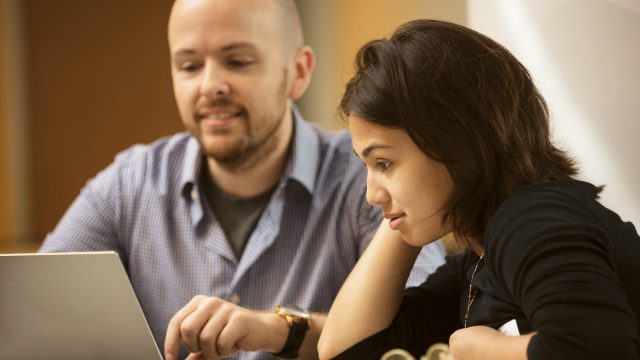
left=365, top=173, right=389, bottom=207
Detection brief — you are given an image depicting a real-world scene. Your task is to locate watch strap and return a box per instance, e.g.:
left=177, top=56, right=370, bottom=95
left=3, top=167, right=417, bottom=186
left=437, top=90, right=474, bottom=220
left=272, top=319, right=308, bottom=358
left=272, top=305, right=310, bottom=359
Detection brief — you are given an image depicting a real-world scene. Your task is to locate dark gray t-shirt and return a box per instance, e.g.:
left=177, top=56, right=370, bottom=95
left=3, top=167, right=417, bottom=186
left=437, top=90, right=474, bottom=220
left=201, top=167, right=276, bottom=259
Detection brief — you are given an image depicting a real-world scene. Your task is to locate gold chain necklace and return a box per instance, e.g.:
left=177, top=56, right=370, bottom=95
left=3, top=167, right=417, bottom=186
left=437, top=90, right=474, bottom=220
left=464, top=252, right=484, bottom=328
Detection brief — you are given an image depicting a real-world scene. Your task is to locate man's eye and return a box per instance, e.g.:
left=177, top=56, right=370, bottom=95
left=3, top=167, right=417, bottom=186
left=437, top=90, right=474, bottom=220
left=375, top=161, right=392, bottom=172
left=178, top=62, right=202, bottom=72
left=227, top=58, right=253, bottom=68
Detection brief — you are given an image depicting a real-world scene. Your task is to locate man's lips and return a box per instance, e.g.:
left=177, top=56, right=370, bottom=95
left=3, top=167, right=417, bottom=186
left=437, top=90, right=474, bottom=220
left=197, top=108, right=243, bottom=127
left=385, top=213, right=406, bottom=230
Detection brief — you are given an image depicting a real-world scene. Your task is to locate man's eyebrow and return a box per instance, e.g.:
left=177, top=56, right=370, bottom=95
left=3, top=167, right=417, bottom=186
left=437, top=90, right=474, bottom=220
left=220, top=42, right=258, bottom=52
left=171, top=43, right=258, bottom=58
left=172, top=48, right=196, bottom=56
left=171, top=49, right=198, bottom=62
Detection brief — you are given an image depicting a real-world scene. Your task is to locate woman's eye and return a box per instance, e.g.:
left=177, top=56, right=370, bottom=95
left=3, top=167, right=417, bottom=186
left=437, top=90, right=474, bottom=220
left=375, top=161, right=392, bottom=172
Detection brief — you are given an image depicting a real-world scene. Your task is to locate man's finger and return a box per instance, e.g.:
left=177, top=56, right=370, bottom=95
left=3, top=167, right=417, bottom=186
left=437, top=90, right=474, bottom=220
left=165, top=295, right=207, bottom=360
left=180, top=298, right=227, bottom=354
left=185, top=351, right=206, bottom=360
left=197, top=298, right=237, bottom=358
left=215, top=313, right=249, bottom=356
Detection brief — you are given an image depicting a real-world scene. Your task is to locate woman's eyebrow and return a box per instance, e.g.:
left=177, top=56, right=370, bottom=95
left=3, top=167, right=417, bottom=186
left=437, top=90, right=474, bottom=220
left=358, top=144, right=392, bottom=158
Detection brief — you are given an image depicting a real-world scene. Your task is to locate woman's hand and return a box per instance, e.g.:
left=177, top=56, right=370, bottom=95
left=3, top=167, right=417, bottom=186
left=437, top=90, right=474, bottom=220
left=449, top=326, right=534, bottom=360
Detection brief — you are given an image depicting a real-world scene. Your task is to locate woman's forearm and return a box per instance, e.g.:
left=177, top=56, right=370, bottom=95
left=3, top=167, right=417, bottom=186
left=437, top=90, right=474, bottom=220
left=318, top=221, right=421, bottom=359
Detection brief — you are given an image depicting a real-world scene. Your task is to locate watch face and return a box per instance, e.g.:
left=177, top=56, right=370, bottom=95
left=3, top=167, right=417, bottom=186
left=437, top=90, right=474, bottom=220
left=279, top=304, right=310, bottom=319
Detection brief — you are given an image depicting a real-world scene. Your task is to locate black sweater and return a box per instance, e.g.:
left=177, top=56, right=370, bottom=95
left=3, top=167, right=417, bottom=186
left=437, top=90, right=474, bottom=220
left=335, top=180, right=640, bottom=359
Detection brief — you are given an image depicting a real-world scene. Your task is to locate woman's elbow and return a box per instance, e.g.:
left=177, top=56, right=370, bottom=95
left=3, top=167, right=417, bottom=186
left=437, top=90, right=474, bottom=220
left=317, top=332, right=341, bottom=360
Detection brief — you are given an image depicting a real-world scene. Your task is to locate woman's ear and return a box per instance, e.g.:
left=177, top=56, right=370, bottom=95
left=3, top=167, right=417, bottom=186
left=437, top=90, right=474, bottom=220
left=287, top=45, right=315, bottom=100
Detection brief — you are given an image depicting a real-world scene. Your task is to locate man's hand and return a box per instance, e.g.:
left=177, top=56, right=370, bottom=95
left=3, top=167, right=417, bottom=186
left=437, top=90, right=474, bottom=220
left=164, top=295, right=287, bottom=360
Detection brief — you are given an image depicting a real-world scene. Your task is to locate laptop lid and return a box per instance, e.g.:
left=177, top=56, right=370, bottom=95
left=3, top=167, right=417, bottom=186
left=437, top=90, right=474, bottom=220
left=0, top=251, right=163, bottom=360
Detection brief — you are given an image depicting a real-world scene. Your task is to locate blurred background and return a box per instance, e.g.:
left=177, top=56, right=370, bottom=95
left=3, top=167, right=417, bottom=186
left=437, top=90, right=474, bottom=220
left=1, top=0, right=638, bottom=252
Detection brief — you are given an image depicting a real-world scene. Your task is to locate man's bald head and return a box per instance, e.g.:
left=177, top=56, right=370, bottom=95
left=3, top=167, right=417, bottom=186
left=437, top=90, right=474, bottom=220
left=170, top=0, right=304, bottom=56
left=277, top=0, right=305, bottom=54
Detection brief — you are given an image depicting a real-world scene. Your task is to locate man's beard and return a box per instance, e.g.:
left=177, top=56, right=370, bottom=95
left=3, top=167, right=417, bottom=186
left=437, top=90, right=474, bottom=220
left=204, top=70, right=289, bottom=172
left=209, top=112, right=284, bottom=171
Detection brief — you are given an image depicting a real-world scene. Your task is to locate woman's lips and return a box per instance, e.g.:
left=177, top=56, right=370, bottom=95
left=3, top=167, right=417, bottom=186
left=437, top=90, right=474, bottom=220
left=387, top=214, right=405, bottom=230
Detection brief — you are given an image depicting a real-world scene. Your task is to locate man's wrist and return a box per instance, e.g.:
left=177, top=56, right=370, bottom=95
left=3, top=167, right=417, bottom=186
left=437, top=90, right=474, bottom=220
left=272, top=305, right=311, bottom=358
left=263, top=313, right=290, bottom=353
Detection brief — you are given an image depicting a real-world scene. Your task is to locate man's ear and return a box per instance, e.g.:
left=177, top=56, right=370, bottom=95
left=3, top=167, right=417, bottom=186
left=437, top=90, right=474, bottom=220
left=288, top=45, right=315, bottom=100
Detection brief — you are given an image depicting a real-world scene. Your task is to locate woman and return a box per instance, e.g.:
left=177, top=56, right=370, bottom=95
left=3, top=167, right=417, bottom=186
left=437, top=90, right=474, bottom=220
left=317, top=19, right=640, bottom=359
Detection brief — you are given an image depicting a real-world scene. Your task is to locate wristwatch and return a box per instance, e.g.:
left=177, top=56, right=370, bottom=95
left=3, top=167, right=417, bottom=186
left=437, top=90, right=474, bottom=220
left=272, top=304, right=311, bottom=359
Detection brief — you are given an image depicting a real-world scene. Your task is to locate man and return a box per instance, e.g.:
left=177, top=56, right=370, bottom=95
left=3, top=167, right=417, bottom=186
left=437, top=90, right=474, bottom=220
left=40, top=0, right=446, bottom=359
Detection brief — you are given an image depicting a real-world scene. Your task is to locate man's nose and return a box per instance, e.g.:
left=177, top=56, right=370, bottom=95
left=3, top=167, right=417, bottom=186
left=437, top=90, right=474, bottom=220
left=199, top=63, right=230, bottom=98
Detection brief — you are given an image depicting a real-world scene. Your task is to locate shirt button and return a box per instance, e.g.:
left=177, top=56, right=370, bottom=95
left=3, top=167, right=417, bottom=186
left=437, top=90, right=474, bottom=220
left=191, top=190, right=199, bottom=201
left=229, top=294, right=240, bottom=305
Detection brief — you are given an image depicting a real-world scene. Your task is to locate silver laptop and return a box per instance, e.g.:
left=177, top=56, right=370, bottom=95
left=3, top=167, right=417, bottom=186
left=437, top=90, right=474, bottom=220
left=0, top=251, right=163, bottom=360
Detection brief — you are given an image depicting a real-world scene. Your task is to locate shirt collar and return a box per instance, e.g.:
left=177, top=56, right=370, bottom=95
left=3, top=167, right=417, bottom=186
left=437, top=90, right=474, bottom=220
left=286, top=105, right=319, bottom=194
left=180, top=104, right=320, bottom=196
left=180, top=135, right=202, bottom=195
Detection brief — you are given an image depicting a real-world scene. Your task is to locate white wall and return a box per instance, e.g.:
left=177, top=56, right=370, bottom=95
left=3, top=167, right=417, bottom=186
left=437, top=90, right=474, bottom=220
left=468, top=0, right=640, bottom=226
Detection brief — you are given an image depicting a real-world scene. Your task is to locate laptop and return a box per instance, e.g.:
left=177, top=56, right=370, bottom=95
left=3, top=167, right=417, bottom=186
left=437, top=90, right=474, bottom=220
left=0, top=251, right=163, bottom=360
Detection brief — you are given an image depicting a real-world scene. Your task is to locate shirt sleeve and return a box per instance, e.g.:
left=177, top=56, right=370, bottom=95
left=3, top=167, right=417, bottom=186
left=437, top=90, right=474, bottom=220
left=487, top=191, right=639, bottom=359
left=333, top=254, right=465, bottom=359
left=408, top=240, right=447, bottom=287
left=39, top=150, right=133, bottom=255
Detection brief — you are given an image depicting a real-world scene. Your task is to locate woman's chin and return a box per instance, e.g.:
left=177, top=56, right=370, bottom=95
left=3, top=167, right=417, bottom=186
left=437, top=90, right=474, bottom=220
left=401, top=233, right=426, bottom=247
left=401, top=230, right=441, bottom=248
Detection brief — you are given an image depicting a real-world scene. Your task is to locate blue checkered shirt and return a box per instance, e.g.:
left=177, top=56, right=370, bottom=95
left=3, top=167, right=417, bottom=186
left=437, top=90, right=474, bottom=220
left=40, top=109, right=446, bottom=359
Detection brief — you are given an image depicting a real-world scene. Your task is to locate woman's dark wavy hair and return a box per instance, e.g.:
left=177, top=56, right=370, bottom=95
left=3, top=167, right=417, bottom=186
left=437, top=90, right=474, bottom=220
left=341, top=19, right=586, bottom=247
